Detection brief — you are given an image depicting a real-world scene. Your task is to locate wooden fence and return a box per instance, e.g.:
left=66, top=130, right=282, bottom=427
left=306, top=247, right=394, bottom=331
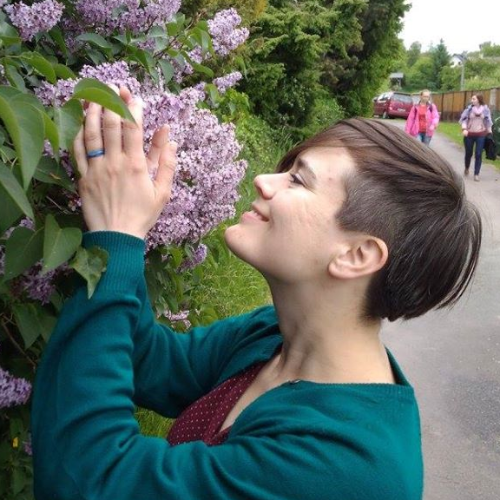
left=431, top=87, right=500, bottom=122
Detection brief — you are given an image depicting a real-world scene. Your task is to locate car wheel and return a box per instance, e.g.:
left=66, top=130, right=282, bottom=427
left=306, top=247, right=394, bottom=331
left=382, top=111, right=388, bottom=119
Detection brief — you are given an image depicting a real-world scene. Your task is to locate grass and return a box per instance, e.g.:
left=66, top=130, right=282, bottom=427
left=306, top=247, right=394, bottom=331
left=437, top=121, right=500, bottom=171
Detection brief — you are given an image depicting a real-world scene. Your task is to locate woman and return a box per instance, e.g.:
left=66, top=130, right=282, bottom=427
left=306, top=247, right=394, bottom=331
left=32, top=87, right=481, bottom=500
left=405, top=89, right=440, bottom=145
left=459, top=93, right=493, bottom=181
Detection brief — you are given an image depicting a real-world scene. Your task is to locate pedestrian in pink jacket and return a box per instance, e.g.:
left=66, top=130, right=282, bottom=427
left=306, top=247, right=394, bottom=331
left=405, top=89, right=440, bottom=146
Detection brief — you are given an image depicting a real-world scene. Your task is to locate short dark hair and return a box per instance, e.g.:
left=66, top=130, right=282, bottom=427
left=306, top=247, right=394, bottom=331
left=277, top=118, right=482, bottom=322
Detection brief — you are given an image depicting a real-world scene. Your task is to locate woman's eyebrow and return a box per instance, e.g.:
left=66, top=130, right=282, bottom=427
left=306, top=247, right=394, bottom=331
left=296, top=157, right=317, bottom=180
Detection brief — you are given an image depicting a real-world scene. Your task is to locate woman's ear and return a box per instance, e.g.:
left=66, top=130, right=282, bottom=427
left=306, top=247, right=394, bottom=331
left=328, top=236, right=388, bottom=280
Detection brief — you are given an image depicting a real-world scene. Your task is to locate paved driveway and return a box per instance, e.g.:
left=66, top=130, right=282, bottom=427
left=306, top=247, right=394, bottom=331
left=381, top=120, right=500, bottom=500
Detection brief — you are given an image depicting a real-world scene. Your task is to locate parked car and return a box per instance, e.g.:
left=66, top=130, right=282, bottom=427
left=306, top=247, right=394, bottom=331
left=373, top=91, right=414, bottom=119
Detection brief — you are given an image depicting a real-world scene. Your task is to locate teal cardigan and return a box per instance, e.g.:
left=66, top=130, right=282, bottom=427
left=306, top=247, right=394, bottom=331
left=31, top=232, right=423, bottom=500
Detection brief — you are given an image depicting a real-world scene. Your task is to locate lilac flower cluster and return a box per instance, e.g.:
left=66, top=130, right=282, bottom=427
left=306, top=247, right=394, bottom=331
left=179, top=243, right=208, bottom=271
left=0, top=364, right=32, bottom=409
left=24, top=437, right=33, bottom=456
left=146, top=106, right=246, bottom=247
left=0, top=219, right=59, bottom=304
left=36, top=61, right=142, bottom=106
left=162, top=309, right=191, bottom=329
left=70, top=0, right=181, bottom=37
left=11, top=264, right=58, bottom=304
left=213, top=71, right=243, bottom=94
left=208, top=8, right=250, bottom=56
left=4, top=0, right=64, bottom=41
left=35, top=60, right=247, bottom=249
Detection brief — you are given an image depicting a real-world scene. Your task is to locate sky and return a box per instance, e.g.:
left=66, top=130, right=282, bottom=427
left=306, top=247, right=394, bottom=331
left=400, top=0, right=500, bottom=55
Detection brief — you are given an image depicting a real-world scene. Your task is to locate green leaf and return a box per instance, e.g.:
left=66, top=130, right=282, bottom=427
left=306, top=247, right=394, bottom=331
left=191, top=62, right=214, bottom=78
left=13, top=303, right=57, bottom=348
left=0, top=162, right=34, bottom=220
left=0, top=87, right=45, bottom=187
left=0, top=19, right=21, bottom=46
left=70, top=246, right=108, bottom=298
left=3, top=62, right=27, bottom=92
left=158, top=60, right=174, bottom=84
left=53, top=98, right=83, bottom=151
left=113, top=34, right=129, bottom=45
left=53, top=63, right=76, bottom=80
left=19, top=52, right=57, bottom=84
left=133, top=49, right=154, bottom=71
left=0, top=184, right=22, bottom=236
left=42, top=113, right=60, bottom=160
left=42, top=214, right=82, bottom=273
left=77, top=33, right=114, bottom=49
left=73, top=79, right=135, bottom=123
left=12, top=467, right=28, bottom=496
left=49, top=27, right=69, bottom=57
left=4, top=226, right=43, bottom=280
left=34, top=156, right=75, bottom=192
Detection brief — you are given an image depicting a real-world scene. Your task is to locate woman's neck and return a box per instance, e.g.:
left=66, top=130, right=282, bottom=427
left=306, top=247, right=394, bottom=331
left=265, top=282, right=393, bottom=385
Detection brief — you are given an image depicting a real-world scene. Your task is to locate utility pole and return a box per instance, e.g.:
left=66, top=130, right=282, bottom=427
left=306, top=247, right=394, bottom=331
left=456, top=52, right=468, bottom=91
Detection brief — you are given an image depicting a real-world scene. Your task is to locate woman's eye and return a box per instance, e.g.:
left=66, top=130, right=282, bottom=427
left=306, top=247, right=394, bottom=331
left=289, top=173, right=304, bottom=186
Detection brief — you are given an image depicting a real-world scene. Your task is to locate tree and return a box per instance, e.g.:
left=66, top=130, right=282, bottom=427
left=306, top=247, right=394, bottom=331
left=239, top=0, right=365, bottom=133
left=430, top=39, right=451, bottom=89
left=406, top=41, right=421, bottom=68
left=334, top=0, right=410, bottom=116
left=480, top=42, right=500, bottom=57
left=405, top=55, right=435, bottom=90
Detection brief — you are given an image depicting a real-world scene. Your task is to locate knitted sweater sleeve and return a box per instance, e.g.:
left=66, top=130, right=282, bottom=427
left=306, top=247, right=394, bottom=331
left=31, top=231, right=421, bottom=500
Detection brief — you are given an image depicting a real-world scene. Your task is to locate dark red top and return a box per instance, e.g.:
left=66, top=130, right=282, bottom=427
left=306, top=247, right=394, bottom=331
left=167, top=361, right=266, bottom=446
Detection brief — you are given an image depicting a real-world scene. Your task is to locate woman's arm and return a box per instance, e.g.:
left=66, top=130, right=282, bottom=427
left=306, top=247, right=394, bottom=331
left=404, top=106, right=416, bottom=134
left=430, top=104, right=440, bottom=129
left=484, top=106, right=493, bottom=133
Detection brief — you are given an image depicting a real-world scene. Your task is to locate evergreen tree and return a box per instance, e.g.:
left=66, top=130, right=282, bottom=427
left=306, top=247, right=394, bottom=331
left=430, top=39, right=451, bottom=90
left=407, top=41, right=421, bottom=68
left=334, top=0, right=409, bottom=116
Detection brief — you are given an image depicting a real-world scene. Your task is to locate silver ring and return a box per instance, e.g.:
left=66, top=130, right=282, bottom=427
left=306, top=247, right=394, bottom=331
left=87, top=148, right=105, bottom=159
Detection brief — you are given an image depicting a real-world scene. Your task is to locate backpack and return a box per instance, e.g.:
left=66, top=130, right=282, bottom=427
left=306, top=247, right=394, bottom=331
left=484, top=133, right=497, bottom=161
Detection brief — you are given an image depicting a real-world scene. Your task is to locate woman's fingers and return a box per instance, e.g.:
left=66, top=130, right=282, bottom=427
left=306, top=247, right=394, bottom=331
left=122, top=95, right=144, bottom=157
left=84, top=102, right=104, bottom=161
left=102, top=85, right=122, bottom=158
left=147, top=125, right=169, bottom=167
left=154, top=137, right=177, bottom=201
left=73, top=126, right=89, bottom=177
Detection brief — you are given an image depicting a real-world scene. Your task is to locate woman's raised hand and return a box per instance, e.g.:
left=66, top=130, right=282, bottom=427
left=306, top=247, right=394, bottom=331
left=73, top=86, right=177, bottom=239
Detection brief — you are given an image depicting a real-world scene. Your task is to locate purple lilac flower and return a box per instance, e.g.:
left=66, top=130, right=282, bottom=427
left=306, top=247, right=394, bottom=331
left=213, top=71, right=243, bottom=94
left=11, top=264, right=58, bottom=304
left=23, top=437, right=33, bottom=456
left=179, top=244, right=208, bottom=271
left=1, top=219, right=59, bottom=304
left=208, top=8, right=249, bottom=56
left=4, top=0, right=64, bottom=41
left=162, top=309, right=191, bottom=329
left=0, top=366, right=32, bottom=409
left=71, top=0, right=181, bottom=37
left=35, top=61, right=142, bottom=106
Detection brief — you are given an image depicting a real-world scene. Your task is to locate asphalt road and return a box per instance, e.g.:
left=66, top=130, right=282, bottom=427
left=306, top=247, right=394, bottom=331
left=380, top=120, right=500, bottom=500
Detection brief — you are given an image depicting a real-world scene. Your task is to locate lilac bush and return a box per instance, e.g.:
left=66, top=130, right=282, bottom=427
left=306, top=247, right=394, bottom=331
left=0, top=4, right=250, bottom=492
left=0, top=364, right=31, bottom=409
left=3, top=0, right=64, bottom=41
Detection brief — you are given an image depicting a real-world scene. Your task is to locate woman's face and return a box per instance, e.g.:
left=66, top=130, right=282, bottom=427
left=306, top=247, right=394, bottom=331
left=420, top=92, right=430, bottom=102
left=225, top=147, right=357, bottom=283
left=471, top=95, right=479, bottom=106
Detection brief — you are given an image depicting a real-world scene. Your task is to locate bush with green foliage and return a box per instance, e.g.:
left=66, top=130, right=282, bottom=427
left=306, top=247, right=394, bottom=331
left=0, top=2, right=251, bottom=498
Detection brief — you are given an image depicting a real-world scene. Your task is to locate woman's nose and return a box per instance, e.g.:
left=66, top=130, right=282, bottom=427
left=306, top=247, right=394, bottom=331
left=253, top=173, right=283, bottom=199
